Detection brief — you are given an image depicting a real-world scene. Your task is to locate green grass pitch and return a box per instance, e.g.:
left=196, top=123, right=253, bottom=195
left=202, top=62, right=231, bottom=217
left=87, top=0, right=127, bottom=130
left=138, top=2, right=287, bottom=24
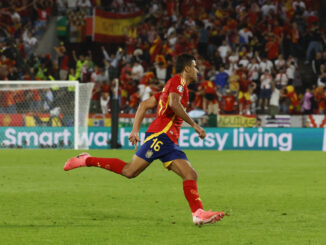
left=0, top=150, right=325, bottom=245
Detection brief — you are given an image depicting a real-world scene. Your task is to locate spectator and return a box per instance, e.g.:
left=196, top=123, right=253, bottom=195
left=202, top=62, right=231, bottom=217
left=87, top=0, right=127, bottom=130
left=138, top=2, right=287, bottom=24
left=286, top=60, right=297, bottom=85
left=138, top=82, right=152, bottom=102
left=1, top=7, right=22, bottom=35
left=274, top=54, right=286, bottom=71
left=90, top=82, right=102, bottom=113
left=54, top=42, right=69, bottom=80
left=238, top=55, right=250, bottom=68
left=1, top=90, right=16, bottom=113
left=90, top=65, right=100, bottom=83
left=197, top=22, right=209, bottom=58
left=137, top=72, right=155, bottom=102
left=81, top=61, right=92, bottom=83
left=265, top=34, right=280, bottom=61
left=199, top=79, right=218, bottom=115
left=289, top=22, right=300, bottom=57
left=72, top=50, right=87, bottom=80
left=43, top=88, right=54, bottom=112
left=238, top=73, right=256, bottom=115
left=282, top=85, right=300, bottom=114
left=301, top=88, right=313, bottom=114
left=305, top=26, right=324, bottom=63
left=218, top=40, right=231, bottom=64
left=209, top=49, right=223, bottom=70
left=247, top=57, right=260, bottom=83
left=249, top=84, right=258, bottom=115
left=239, top=26, right=253, bottom=45
left=33, top=0, right=52, bottom=35
left=120, top=62, right=132, bottom=86
left=258, top=70, right=273, bottom=111
left=154, top=55, right=167, bottom=84
left=259, top=56, right=274, bottom=73
left=317, top=74, right=326, bottom=87
left=215, top=66, right=229, bottom=94
left=221, top=90, right=236, bottom=114
left=102, top=46, right=122, bottom=69
left=275, top=67, right=289, bottom=89
left=269, top=81, right=281, bottom=118
left=127, top=90, right=139, bottom=113
left=228, top=50, right=239, bottom=69
left=312, top=52, right=323, bottom=76
left=22, top=29, right=37, bottom=58
left=28, top=89, right=42, bottom=112
left=95, top=67, right=109, bottom=83
left=228, top=71, right=240, bottom=95
left=131, top=60, right=144, bottom=82
left=100, top=92, right=110, bottom=114
left=293, top=0, right=306, bottom=11
left=313, top=86, right=326, bottom=114
left=261, top=0, right=276, bottom=16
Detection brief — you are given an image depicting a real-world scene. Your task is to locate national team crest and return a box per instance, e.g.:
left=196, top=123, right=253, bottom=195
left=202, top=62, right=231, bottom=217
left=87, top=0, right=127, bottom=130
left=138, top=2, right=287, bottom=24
left=145, top=150, right=153, bottom=158
left=177, top=85, right=184, bottom=93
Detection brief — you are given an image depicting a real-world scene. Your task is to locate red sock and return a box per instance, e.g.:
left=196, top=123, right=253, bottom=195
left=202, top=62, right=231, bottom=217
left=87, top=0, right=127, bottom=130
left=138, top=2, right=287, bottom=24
left=86, top=157, right=126, bottom=174
left=183, top=180, right=204, bottom=213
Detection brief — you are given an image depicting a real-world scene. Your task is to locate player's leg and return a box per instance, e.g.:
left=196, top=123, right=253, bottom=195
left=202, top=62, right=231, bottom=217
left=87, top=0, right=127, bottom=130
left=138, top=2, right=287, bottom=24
left=64, top=152, right=150, bottom=178
left=86, top=154, right=151, bottom=178
left=167, top=159, right=224, bottom=225
left=168, top=159, right=202, bottom=211
left=64, top=133, right=158, bottom=177
left=121, top=155, right=151, bottom=178
left=168, top=159, right=197, bottom=180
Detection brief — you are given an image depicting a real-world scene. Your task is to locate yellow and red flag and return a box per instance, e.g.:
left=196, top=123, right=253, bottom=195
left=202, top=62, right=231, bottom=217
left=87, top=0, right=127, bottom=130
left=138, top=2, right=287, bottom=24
left=93, top=9, right=143, bottom=43
left=149, top=35, right=162, bottom=62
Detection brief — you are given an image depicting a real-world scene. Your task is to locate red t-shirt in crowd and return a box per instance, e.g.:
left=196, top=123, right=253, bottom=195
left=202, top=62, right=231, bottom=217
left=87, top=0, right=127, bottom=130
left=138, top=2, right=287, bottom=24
left=129, top=92, right=138, bottom=108
left=239, top=79, right=252, bottom=93
left=200, top=80, right=216, bottom=94
left=266, top=39, right=279, bottom=60
left=222, top=95, right=236, bottom=112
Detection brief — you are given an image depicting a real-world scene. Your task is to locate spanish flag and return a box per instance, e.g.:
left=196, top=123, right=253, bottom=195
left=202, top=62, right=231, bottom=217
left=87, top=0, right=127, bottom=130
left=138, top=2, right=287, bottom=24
left=93, top=9, right=143, bottom=43
left=162, top=43, right=175, bottom=57
left=149, top=35, right=162, bottom=62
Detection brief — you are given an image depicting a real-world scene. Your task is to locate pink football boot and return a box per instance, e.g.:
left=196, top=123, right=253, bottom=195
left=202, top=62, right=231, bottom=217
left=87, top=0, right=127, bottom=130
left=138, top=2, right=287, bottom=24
left=192, top=209, right=225, bottom=226
left=64, top=153, right=90, bottom=171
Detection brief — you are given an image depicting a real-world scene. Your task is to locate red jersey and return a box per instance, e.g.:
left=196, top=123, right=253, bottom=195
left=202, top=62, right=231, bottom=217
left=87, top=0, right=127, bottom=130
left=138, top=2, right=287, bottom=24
left=200, top=80, right=216, bottom=94
left=239, top=79, right=252, bottom=93
left=222, top=95, right=236, bottom=112
left=265, top=39, right=279, bottom=60
left=147, top=75, right=188, bottom=144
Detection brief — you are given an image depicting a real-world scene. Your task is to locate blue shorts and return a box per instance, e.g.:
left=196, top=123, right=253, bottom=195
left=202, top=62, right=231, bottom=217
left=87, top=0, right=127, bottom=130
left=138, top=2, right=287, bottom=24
left=136, top=132, right=188, bottom=168
left=259, top=88, right=272, bottom=99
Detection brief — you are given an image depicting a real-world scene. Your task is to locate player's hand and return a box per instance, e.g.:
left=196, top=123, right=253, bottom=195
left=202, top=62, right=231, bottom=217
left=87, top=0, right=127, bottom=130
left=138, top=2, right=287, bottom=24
left=193, top=124, right=206, bottom=139
left=129, top=131, right=140, bottom=151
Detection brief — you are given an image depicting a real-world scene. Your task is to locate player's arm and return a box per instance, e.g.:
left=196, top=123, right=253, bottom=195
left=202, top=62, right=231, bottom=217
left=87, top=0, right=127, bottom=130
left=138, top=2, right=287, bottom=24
left=129, top=96, right=158, bottom=150
left=169, top=92, right=206, bottom=139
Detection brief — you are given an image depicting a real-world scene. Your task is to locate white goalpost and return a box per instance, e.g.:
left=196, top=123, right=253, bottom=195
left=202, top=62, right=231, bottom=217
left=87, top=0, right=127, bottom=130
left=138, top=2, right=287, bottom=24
left=0, top=81, right=94, bottom=150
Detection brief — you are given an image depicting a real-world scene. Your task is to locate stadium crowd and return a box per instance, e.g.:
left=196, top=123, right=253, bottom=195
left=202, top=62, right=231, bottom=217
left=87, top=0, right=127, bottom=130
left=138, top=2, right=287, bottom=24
left=0, top=0, right=326, bottom=117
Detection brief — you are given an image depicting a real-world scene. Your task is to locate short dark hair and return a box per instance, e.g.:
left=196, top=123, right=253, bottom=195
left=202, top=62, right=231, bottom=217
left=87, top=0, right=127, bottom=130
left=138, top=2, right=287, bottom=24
left=175, top=53, right=196, bottom=73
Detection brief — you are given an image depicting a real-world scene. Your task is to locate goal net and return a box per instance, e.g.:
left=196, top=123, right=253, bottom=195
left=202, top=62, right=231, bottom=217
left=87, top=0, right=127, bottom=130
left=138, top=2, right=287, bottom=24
left=0, top=81, right=94, bottom=149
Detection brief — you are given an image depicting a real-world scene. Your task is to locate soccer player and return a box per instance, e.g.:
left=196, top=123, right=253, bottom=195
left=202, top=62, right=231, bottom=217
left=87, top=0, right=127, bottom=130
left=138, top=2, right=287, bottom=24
left=64, top=54, right=225, bottom=226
